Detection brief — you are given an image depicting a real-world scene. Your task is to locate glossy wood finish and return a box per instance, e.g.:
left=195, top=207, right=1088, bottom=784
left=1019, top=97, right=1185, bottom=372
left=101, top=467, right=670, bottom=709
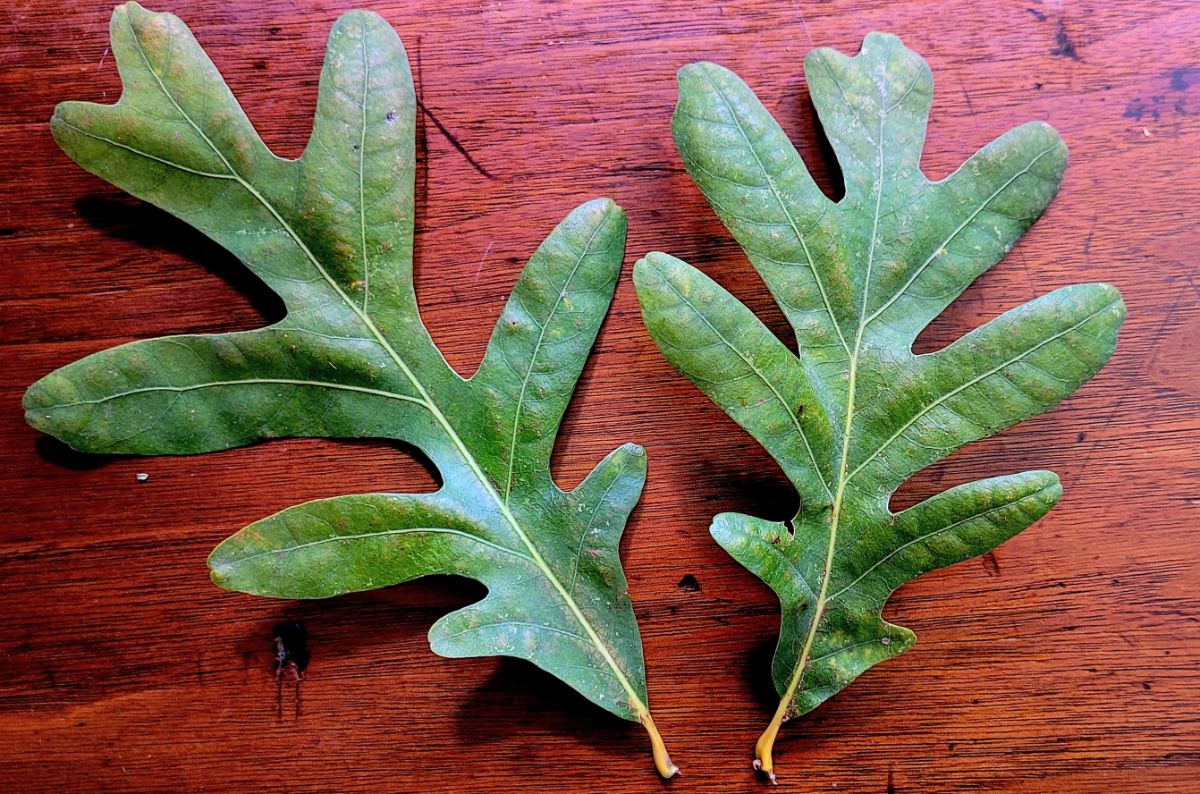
left=1, top=1, right=1196, bottom=791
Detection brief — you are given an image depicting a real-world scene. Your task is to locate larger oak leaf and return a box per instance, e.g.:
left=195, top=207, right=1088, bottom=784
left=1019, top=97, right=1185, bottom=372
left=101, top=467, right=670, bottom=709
left=634, top=32, right=1123, bottom=781
left=24, top=3, right=676, bottom=776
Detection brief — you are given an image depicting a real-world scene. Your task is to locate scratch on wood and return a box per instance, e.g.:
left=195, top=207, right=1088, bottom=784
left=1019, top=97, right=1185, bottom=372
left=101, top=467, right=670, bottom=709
left=273, top=621, right=308, bottom=720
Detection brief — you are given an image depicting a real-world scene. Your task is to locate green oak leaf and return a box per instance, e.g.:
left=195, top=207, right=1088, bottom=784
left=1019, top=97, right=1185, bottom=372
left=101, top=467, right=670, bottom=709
left=635, top=32, right=1123, bottom=780
left=24, top=3, right=677, bottom=776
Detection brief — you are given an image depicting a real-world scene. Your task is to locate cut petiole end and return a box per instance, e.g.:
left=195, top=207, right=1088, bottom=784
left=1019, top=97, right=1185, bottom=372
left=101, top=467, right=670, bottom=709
left=753, top=702, right=789, bottom=784
left=640, top=712, right=679, bottom=779
left=752, top=758, right=778, bottom=786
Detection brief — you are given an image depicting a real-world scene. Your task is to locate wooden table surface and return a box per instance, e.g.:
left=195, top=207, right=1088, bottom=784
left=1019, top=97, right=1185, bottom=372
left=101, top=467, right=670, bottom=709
left=1, top=1, right=1197, bottom=791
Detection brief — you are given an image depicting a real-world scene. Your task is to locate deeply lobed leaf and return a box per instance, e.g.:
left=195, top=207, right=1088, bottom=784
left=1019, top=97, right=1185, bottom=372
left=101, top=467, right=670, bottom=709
left=635, top=32, right=1124, bottom=779
left=25, top=3, right=676, bottom=776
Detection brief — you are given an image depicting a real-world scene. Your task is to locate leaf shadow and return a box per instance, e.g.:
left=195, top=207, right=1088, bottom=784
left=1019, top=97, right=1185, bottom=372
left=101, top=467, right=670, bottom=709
left=699, top=442, right=798, bottom=523
left=34, top=435, right=129, bottom=471
left=29, top=195, right=287, bottom=471
left=38, top=192, right=439, bottom=482
left=743, top=630, right=785, bottom=712
left=451, top=656, right=654, bottom=770
left=777, top=81, right=845, bottom=203
left=331, top=436, right=444, bottom=490
left=73, top=193, right=286, bottom=325
left=34, top=432, right=443, bottom=486
left=236, top=577, right=484, bottom=680
left=239, top=579, right=661, bottom=773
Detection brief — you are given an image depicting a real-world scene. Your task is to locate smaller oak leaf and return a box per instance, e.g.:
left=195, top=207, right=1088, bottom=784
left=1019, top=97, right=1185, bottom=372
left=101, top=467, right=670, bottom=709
left=634, top=32, right=1124, bottom=780
left=24, top=3, right=676, bottom=776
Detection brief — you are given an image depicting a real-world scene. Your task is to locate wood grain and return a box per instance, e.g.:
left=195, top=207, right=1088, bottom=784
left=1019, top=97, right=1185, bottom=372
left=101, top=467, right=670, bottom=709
left=1, top=1, right=1197, bottom=791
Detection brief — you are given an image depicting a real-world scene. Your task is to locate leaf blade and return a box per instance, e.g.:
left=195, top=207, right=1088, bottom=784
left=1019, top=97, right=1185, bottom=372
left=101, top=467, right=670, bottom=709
left=22, top=330, right=431, bottom=454
left=208, top=492, right=510, bottom=598
left=863, top=122, right=1068, bottom=345
left=634, top=252, right=835, bottom=505
left=30, top=3, right=675, bottom=776
left=672, top=62, right=846, bottom=360
left=832, top=470, right=1062, bottom=608
left=850, top=283, right=1124, bottom=488
left=469, top=199, right=628, bottom=496
left=639, top=31, right=1124, bottom=780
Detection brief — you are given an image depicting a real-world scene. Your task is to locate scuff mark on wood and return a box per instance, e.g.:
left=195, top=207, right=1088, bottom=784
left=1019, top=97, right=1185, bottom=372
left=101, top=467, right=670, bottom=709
left=1170, top=67, right=1200, bottom=91
left=1050, top=20, right=1080, bottom=60
left=273, top=620, right=308, bottom=720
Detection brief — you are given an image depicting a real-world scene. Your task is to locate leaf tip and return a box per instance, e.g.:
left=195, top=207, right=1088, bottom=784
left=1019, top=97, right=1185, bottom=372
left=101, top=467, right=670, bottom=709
left=22, top=373, right=72, bottom=443
left=1095, top=282, right=1126, bottom=313
left=329, top=7, right=392, bottom=39
left=708, top=512, right=733, bottom=544
left=630, top=255, right=653, bottom=294
left=563, top=197, right=626, bottom=254
left=619, top=441, right=646, bottom=460
left=631, top=252, right=684, bottom=313
left=206, top=542, right=236, bottom=589
left=675, top=59, right=715, bottom=83
left=1015, top=470, right=1064, bottom=516
left=675, top=60, right=739, bottom=100
left=110, top=1, right=133, bottom=24
left=48, top=102, right=65, bottom=128
left=577, top=195, right=624, bottom=224
left=1076, top=282, right=1127, bottom=342
left=890, top=624, right=917, bottom=654
left=21, top=405, right=52, bottom=439
left=861, top=30, right=906, bottom=52
left=632, top=251, right=681, bottom=281
left=113, top=1, right=162, bottom=33
left=1044, top=478, right=1065, bottom=507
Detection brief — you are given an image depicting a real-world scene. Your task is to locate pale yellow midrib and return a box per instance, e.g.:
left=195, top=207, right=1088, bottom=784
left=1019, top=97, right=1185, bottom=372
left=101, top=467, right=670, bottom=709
left=701, top=72, right=852, bottom=358
left=502, top=213, right=610, bottom=502
left=125, top=15, right=650, bottom=719
left=45, top=378, right=427, bottom=408
left=357, top=20, right=371, bottom=315
left=772, top=78, right=889, bottom=722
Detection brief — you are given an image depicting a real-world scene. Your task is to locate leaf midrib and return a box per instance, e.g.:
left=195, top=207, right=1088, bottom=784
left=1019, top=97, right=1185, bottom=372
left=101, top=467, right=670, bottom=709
left=124, top=13, right=650, bottom=718
left=227, top=525, right=534, bottom=566
left=768, top=49, right=891, bottom=721
left=357, top=18, right=371, bottom=314
left=826, top=481, right=1058, bottom=601
left=39, top=377, right=428, bottom=409
left=702, top=71, right=851, bottom=358
left=502, top=211, right=611, bottom=502
left=701, top=50, right=1077, bottom=718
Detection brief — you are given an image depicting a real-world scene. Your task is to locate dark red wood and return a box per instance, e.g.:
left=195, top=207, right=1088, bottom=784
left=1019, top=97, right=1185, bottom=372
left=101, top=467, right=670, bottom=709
left=1, top=1, right=1196, bottom=791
